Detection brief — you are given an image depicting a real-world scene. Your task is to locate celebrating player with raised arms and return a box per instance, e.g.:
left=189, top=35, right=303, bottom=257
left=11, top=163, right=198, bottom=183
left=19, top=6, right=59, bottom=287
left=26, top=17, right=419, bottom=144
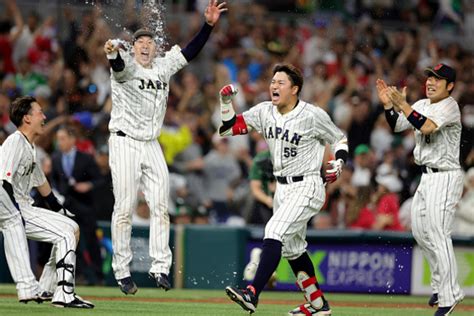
left=222, top=63, right=348, bottom=315
left=103, top=0, right=227, bottom=295
left=377, top=64, right=464, bottom=316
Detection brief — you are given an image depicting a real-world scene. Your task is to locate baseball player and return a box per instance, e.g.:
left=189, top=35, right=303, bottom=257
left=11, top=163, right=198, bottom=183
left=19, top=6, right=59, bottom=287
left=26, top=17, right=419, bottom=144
left=0, top=96, right=94, bottom=308
left=0, top=157, right=45, bottom=303
left=103, top=0, right=227, bottom=294
left=222, top=64, right=348, bottom=315
left=377, top=63, right=464, bottom=316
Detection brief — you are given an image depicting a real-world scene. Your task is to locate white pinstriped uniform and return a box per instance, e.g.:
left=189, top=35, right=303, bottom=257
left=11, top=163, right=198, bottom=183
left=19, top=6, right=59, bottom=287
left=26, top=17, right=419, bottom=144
left=394, top=96, right=464, bottom=307
left=0, top=132, right=79, bottom=303
left=108, top=46, right=187, bottom=279
left=242, top=101, right=346, bottom=260
left=0, top=157, right=40, bottom=300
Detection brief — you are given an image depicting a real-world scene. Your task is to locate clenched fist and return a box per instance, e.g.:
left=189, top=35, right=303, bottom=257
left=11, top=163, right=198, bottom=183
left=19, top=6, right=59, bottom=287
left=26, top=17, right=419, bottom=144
left=325, top=159, right=344, bottom=183
left=220, top=84, right=238, bottom=104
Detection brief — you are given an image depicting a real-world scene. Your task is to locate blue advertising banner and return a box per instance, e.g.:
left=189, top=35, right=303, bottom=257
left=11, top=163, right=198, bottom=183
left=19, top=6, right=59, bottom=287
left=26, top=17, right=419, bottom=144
left=246, top=242, right=413, bottom=294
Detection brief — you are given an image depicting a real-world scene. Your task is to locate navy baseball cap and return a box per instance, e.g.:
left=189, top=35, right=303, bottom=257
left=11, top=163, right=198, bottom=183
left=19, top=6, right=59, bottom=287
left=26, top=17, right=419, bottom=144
left=133, top=28, right=154, bottom=42
left=424, top=63, right=456, bottom=83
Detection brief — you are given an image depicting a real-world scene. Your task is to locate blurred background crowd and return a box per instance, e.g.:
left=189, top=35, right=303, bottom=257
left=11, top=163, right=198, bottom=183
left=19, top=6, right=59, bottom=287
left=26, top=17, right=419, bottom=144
left=0, top=0, right=473, bottom=284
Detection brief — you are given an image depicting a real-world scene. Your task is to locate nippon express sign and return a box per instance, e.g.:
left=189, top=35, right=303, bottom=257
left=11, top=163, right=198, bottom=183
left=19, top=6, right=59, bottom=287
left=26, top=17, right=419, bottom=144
left=247, top=243, right=412, bottom=294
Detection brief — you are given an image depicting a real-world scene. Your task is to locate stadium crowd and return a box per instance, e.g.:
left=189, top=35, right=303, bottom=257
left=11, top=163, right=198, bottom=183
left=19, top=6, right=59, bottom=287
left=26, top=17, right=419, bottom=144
left=0, top=0, right=473, bottom=283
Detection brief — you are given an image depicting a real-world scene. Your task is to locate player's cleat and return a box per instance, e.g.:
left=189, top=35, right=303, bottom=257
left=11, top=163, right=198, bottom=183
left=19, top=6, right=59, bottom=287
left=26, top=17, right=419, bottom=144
left=19, top=292, right=54, bottom=304
left=434, top=300, right=461, bottom=316
left=150, top=272, right=171, bottom=291
left=38, top=291, right=54, bottom=302
left=225, top=285, right=258, bottom=314
left=19, top=295, right=40, bottom=304
left=117, top=276, right=138, bottom=295
left=52, top=294, right=94, bottom=309
left=429, top=293, right=439, bottom=307
left=288, top=302, right=332, bottom=315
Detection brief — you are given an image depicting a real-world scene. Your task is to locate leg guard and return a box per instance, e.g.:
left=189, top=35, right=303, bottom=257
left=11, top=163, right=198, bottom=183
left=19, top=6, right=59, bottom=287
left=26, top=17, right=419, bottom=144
left=52, top=249, right=77, bottom=303
left=296, top=271, right=323, bottom=309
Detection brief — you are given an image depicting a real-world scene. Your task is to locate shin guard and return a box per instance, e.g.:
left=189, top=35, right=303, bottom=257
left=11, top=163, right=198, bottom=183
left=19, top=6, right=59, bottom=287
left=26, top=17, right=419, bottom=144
left=296, top=271, right=323, bottom=309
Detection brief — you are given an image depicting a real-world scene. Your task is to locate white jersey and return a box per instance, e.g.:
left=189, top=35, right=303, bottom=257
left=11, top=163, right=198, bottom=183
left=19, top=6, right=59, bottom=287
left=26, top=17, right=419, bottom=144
left=242, top=100, right=346, bottom=177
left=0, top=131, right=46, bottom=206
left=394, top=96, right=461, bottom=170
left=108, top=45, right=188, bottom=141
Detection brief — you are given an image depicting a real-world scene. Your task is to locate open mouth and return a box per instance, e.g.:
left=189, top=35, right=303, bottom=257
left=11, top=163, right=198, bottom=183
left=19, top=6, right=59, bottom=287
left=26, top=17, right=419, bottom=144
left=426, top=87, right=435, bottom=93
left=271, top=91, right=280, bottom=101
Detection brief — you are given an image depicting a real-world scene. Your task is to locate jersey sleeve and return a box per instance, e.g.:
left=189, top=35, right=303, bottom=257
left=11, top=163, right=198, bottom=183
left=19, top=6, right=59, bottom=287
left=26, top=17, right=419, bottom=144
left=110, top=53, right=136, bottom=81
left=242, top=102, right=267, bottom=133
left=0, top=135, right=24, bottom=184
left=394, top=114, right=412, bottom=132
left=160, top=45, right=188, bottom=78
left=31, top=159, right=47, bottom=187
left=394, top=99, right=426, bottom=132
left=312, top=108, right=346, bottom=145
left=427, top=97, right=460, bottom=131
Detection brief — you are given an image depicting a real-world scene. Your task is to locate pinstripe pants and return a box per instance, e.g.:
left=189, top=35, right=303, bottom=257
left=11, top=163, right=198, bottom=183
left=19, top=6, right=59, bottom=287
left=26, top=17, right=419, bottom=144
left=265, top=175, right=325, bottom=260
left=411, top=170, right=465, bottom=307
left=0, top=186, right=40, bottom=300
left=109, top=134, right=171, bottom=280
left=20, top=204, right=79, bottom=303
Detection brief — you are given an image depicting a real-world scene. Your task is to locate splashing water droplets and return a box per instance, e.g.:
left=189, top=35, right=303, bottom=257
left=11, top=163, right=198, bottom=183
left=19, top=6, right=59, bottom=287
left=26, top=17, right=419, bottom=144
left=141, top=0, right=169, bottom=55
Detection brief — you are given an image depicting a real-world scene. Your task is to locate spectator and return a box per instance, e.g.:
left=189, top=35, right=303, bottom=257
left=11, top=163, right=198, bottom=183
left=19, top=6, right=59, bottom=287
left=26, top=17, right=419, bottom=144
left=351, top=144, right=374, bottom=187
left=132, top=194, right=151, bottom=226
left=247, top=150, right=275, bottom=224
left=203, top=134, right=242, bottom=223
left=346, top=186, right=375, bottom=230
left=0, top=0, right=23, bottom=74
left=93, top=144, right=114, bottom=221
left=372, top=174, right=404, bottom=231
left=50, top=125, right=103, bottom=285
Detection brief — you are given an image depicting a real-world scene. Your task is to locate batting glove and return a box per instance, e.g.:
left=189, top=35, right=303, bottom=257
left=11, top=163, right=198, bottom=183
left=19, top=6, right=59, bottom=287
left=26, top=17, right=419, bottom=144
left=220, top=84, right=238, bottom=104
left=325, top=159, right=344, bottom=183
left=58, top=207, right=75, bottom=218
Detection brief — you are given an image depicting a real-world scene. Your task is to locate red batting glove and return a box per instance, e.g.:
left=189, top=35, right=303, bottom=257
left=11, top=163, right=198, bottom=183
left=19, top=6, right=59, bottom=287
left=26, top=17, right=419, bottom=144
left=220, top=84, right=238, bottom=103
left=325, top=159, right=344, bottom=183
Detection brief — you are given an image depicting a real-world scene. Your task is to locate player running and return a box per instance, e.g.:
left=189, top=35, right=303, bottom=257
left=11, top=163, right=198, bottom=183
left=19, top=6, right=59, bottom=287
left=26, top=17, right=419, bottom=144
left=377, top=63, right=464, bottom=316
left=103, top=0, right=227, bottom=294
left=222, top=64, right=348, bottom=315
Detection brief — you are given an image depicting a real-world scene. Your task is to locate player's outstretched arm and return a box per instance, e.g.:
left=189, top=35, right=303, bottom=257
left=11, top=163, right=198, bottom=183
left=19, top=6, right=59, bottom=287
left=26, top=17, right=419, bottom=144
left=104, top=39, right=125, bottom=72
left=204, top=0, right=228, bottom=26
left=218, top=84, right=249, bottom=136
left=36, top=181, right=75, bottom=218
left=181, top=1, right=227, bottom=62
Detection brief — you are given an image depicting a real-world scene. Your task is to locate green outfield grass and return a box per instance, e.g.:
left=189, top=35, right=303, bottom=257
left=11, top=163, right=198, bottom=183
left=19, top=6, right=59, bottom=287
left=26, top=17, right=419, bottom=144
left=0, top=284, right=473, bottom=315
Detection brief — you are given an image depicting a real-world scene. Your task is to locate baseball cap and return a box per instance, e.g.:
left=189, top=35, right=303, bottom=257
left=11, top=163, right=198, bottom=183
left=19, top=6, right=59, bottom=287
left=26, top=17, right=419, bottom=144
left=424, top=63, right=456, bottom=83
left=354, top=144, right=370, bottom=156
left=375, top=174, right=402, bottom=193
left=133, top=28, right=154, bottom=42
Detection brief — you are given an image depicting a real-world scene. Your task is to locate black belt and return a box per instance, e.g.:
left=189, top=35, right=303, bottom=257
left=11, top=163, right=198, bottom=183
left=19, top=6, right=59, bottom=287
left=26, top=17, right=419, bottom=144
left=276, top=176, right=303, bottom=184
left=421, top=165, right=439, bottom=173
left=116, top=130, right=126, bottom=137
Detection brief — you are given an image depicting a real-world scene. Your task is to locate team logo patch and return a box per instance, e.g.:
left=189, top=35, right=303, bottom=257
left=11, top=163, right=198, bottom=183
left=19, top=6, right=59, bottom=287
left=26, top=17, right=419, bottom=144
left=434, top=64, right=443, bottom=70
left=6, top=172, right=11, bottom=177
